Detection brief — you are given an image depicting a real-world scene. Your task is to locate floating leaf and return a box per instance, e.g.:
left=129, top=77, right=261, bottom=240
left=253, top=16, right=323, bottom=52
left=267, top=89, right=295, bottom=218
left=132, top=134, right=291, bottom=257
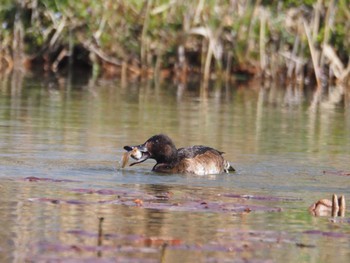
left=223, top=194, right=302, bottom=202
left=28, top=198, right=87, bottom=205
left=24, top=177, right=78, bottom=183
left=28, top=198, right=61, bottom=204
left=323, top=170, right=350, bottom=176
left=296, top=243, right=316, bottom=248
left=143, top=237, right=182, bottom=246
left=329, top=217, right=350, bottom=223
left=303, top=230, right=349, bottom=238
left=134, top=199, right=143, bottom=206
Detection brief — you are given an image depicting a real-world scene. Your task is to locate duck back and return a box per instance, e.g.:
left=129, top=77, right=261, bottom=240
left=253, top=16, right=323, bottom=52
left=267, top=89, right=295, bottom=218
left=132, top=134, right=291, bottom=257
left=175, top=146, right=229, bottom=175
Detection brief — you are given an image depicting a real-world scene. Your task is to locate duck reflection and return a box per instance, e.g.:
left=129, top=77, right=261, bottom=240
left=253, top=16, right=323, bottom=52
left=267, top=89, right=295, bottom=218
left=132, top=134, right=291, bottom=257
left=143, top=184, right=173, bottom=238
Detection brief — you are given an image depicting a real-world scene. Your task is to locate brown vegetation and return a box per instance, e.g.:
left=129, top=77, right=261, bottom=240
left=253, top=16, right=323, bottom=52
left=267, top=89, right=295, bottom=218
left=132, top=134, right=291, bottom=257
left=0, top=1, right=349, bottom=88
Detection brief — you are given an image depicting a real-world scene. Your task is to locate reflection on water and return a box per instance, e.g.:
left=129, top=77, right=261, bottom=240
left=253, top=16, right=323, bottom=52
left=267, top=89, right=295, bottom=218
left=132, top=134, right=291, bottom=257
left=0, top=71, right=350, bottom=262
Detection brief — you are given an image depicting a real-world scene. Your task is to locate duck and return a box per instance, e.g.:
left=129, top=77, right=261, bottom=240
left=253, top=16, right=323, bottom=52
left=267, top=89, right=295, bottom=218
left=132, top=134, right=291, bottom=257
left=123, top=134, right=235, bottom=175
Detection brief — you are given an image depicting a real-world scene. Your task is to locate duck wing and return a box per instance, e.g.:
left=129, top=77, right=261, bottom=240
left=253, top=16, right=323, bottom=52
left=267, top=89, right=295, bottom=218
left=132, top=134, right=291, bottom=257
left=176, top=146, right=231, bottom=175
left=177, top=145, right=223, bottom=159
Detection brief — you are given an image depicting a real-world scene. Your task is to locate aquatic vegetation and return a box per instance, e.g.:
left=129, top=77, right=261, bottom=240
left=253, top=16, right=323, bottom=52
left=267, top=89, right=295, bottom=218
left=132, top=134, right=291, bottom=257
left=223, top=193, right=302, bottom=202
left=323, top=170, right=350, bottom=176
left=309, top=194, right=346, bottom=217
left=27, top=190, right=283, bottom=214
left=24, top=176, right=79, bottom=183
left=0, top=0, right=349, bottom=88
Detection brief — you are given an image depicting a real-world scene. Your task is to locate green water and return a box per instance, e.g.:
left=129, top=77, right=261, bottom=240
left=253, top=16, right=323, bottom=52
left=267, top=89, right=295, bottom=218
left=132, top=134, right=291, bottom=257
left=0, top=73, right=350, bottom=262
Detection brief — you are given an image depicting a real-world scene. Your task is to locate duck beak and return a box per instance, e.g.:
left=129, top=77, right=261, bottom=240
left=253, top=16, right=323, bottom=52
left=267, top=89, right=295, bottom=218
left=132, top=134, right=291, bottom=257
left=123, top=144, right=151, bottom=166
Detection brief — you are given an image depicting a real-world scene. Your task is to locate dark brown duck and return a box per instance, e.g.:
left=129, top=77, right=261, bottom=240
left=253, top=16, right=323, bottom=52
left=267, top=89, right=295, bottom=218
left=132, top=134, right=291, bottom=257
left=123, top=134, right=235, bottom=175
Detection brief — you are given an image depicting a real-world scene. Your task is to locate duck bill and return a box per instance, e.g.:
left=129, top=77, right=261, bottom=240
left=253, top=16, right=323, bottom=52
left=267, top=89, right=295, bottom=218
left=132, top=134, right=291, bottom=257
left=123, top=144, right=151, bottom=166
left=129, top=153, right=150, bottom=166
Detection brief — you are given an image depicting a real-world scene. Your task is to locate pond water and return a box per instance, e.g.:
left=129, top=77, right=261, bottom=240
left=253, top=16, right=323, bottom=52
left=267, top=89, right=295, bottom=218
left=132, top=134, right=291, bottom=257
left=0, top=72, right=350, bottom=262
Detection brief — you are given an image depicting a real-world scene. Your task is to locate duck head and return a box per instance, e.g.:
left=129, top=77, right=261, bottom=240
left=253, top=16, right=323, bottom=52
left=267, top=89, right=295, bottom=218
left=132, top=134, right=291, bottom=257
left=123, top=134, right=178, bottom=166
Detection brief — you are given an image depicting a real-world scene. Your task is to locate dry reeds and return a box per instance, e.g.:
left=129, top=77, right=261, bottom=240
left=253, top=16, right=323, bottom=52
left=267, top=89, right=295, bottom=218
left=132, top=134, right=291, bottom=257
left=0, top=1, right=349, bottom=88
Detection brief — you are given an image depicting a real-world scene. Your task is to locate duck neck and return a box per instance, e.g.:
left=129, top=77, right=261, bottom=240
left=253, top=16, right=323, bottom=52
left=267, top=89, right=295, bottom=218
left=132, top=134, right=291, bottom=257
left=164, top=148, right=179, bottom=165
left=155, top=145, right=178, bottom=166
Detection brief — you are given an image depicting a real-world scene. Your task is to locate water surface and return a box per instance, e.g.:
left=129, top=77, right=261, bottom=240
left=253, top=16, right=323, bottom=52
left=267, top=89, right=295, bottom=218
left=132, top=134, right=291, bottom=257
left=0, top=73, right=350, bottom=262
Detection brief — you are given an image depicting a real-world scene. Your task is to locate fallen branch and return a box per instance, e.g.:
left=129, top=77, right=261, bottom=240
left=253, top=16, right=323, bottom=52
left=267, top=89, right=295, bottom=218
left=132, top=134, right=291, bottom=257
left=82, top=41, right=122, bottom=67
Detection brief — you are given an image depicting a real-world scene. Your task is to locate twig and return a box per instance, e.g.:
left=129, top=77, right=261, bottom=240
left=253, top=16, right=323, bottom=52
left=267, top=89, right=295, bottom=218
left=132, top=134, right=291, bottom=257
left=151, top=0, right=176, bottom=15
left=160, top=243, right=168, bottom=263
left=332, top=194, right=339, bottom=217
left=51, top=48, right=68, bottom=72
left=303, top=20, right=322, bottom=90
left=312, top=0, right=322, bottom=43
left=287, top=35, right=300, bottom=78
left=244, top=0, right=262, bottom=57
left=323, top=44, right=344, bottom=78
left=49, top=17, right=66, bottom=47
left=320, top=0, right=337, bottom=67
left=141, top=0, right=153, bottom=70
left=339, top=195, right=346, bottom=217
left=97, top=217, right=104, bottom=257
left=83, top=41, right=122, bottom=66
left=259, top=8, right=267, bottom=75
left=193, top=0, right=205, bottom=25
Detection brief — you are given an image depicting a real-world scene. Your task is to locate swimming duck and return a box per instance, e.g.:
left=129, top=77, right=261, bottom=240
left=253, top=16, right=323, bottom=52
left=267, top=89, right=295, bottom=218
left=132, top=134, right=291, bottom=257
left=123, top=134, right=235, bottom=175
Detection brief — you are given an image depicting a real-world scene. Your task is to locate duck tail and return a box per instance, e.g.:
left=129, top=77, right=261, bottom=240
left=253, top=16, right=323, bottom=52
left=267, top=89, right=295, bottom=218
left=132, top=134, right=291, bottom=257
left=224, top=160, right=235, bottom=173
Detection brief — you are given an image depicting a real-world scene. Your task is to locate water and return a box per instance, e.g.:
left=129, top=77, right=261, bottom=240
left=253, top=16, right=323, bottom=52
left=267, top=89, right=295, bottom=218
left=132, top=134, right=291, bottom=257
left=0, top=73, right=350, bottom=262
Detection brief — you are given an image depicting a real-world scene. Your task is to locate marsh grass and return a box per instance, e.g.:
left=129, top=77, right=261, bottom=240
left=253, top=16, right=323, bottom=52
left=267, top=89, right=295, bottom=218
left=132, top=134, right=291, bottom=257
left=0, top=0, right=349, bottom=88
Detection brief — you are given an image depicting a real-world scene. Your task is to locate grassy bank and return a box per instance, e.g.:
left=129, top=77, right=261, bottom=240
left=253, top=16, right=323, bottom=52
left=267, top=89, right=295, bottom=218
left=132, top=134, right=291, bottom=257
left=0, top=0, right=349, bottom=87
